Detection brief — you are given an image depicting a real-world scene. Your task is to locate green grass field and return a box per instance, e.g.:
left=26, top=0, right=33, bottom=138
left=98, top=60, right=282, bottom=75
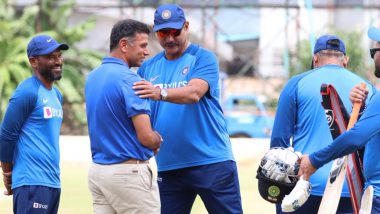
left=0, top=155, right=275, bottom=213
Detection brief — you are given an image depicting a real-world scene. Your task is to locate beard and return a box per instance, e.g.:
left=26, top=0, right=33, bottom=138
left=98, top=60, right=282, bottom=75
left=375, top=63, right=380, bottom=78
left=39, top=66, right=62, bottom=81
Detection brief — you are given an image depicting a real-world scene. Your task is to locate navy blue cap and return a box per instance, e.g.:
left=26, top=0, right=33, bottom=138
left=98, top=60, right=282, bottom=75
left=314, top=35, right=346, bottom=55
left=153, top=4, right=186, bottom=32
left=27, top=35, right=69, bottom=58
left=368, top=27, right=380, bottom=42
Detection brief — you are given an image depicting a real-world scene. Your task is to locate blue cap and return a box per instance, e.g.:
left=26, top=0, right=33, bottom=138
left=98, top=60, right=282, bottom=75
left=153, top=4, right=186, bottom=32
left=314, top=35, right=346, bottom=55
left=368, top=27, right=380, bottom=42
left=27, top=35, right=69, bottom=58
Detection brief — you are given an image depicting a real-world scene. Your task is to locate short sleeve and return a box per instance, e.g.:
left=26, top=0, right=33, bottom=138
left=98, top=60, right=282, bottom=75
left=190, top=49, right=219, bottom=98
left=121, top=74, right=150, bottom=118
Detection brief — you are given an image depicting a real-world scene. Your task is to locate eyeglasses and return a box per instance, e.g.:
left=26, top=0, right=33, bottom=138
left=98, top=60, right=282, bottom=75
left=156, top=28, right=182, bottom=38
left=370, top=48, right=380, bottom=59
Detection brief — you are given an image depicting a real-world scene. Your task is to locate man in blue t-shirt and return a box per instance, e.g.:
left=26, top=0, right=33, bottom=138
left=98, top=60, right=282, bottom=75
left=299, top=27, right=380, bottom=214
left=0, top=35, right=69, bottom=214
left=270, top=34, right=375, bottom=214
left=133, top=4, right=243, bottom=214
left=85, top=19, right=163, bottom=213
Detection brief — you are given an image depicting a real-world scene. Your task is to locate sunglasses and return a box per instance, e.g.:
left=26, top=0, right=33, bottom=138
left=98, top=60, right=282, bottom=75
left=156, top=28, right=182, bottom=38
left=370, top=48, right=380, bottom=59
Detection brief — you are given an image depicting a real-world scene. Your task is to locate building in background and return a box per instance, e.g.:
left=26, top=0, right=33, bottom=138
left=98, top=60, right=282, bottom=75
left=12, top=0, right=380, bottom=95
left=14, top=0, right=380, bottom=77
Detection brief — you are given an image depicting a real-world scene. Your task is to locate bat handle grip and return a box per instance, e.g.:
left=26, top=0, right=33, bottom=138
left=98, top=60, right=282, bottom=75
left=347, top=83, right=366, bottom=130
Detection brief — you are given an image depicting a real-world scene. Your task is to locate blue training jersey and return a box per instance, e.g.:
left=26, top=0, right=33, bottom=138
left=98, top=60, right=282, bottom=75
left=85, top=57, right=154, bottom=164
left=138, top=44, right=234, bottom=172
left=0, top=75, right=63, bottom=189
left=310, top=91, right=380, bottom=196
left=271, top=64, right=375, bottom=197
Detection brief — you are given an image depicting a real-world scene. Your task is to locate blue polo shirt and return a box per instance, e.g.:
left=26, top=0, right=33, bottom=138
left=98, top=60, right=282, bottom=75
left=85, top=57, right=153, bottom=164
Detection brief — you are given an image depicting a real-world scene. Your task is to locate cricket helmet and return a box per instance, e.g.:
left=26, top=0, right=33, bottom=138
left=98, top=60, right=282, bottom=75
left=256, top=147, right=300, bottom=203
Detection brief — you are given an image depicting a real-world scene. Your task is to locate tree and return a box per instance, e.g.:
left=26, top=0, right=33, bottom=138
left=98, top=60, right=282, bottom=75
left=0, top=0, right=102, bottom=134
left=289, top=39, right=313, bottom=77
left=289, top=30, right=368, bottom=78
left=0, top=0, right=34, bottom=120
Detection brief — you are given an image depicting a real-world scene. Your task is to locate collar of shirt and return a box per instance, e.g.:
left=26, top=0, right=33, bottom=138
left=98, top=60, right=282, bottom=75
left=102, top=57, right=129, bottom=68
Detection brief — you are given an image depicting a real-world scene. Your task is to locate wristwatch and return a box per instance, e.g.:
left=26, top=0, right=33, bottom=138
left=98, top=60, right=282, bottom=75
left=160, top=88, right=168, bottom=100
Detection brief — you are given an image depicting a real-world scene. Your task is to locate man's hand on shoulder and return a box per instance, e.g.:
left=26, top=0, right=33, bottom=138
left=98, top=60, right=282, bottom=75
left=133, top=80, right=161, bottom=100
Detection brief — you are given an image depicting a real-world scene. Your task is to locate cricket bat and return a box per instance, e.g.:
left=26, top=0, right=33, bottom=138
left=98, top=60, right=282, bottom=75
left=318, top=83, right=366, bottom=214
left=359, top=185, right=374, bottom=214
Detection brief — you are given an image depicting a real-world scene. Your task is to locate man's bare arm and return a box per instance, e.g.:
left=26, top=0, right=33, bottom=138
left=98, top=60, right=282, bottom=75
left=133, top=78, right=209, bottom=104
left=132, top=114, right=162, bottom=151
left=1, top=162, right=13, bottom=195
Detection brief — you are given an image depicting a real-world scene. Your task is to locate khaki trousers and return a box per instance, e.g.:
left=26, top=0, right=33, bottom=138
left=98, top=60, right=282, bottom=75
left=88, top=162, right=160, bottom=214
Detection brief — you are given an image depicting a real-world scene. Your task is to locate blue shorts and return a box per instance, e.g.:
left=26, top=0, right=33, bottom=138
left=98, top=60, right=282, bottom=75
left=13, top=185, right=61, bottom=214
left=157, top=160, right=243, bottom=214
left=275, top=195, right=352, bottom=214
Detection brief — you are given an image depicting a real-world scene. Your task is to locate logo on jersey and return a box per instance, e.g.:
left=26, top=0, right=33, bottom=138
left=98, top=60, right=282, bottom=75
left=154, top=81, right=188, bottom=89
left=44, top=107, right=63, bottom=119
left=150, top=75, right=160, bottom=82
left=44, top=107, right=52, bottom=118
left=33, top=202, right=48, bottom=209
left=42, top=98, right=48, bottom=104
left=182, top=66, right=189, bottom=75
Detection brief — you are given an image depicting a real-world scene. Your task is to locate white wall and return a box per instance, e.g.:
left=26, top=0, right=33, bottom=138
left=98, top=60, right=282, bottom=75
left=258, top=6, right=372, bottom=78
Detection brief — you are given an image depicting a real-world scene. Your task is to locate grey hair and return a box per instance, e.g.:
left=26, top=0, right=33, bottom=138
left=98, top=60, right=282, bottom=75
left=316, top=49, right=345, bottom=61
